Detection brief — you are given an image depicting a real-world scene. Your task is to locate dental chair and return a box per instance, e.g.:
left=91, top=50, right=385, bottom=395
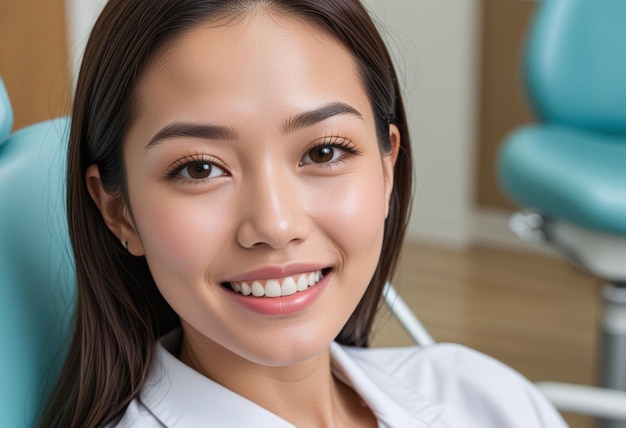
left=0, top=78, right=74, bottom=427
left=496, top=0, right=626, bottom=425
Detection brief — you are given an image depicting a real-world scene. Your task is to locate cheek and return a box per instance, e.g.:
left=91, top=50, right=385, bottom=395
left=130, top=187, right=233, bottom=283
left=310, top=168, right=388, bottom=263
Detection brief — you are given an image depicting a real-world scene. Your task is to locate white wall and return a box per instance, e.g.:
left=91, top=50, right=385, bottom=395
left=66, top=0, right=484, bottom=249
left=363, top=0, right=482, bottom=248
left=65, top=0, right=107, bottom=88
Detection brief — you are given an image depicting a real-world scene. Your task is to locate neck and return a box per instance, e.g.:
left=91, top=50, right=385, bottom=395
left=178, top=325, right=376, bottom=428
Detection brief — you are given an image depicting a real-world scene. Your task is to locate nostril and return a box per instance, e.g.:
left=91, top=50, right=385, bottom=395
left=236, top=217, right=310, bottom=250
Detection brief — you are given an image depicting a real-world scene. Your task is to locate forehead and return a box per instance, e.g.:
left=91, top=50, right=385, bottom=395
left=130, top=8, right=372, bottom=132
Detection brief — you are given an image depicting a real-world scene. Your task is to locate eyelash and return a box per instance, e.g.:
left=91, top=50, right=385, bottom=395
left=301, top=135, right=361, bottom=167
left=164, top=153, right=226, bottom=181
left=164, top=135, right=360, bottom=182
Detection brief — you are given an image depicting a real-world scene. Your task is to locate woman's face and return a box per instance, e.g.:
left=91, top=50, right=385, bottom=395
left=118, top=10, right=398, bottom=366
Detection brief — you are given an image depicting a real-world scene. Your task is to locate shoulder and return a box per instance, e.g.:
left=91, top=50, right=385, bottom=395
left=343, top=343, right=533, bottom=392
left=350, top=342, right=528, bottom=384
left=341, top=343, right=567, bottom=428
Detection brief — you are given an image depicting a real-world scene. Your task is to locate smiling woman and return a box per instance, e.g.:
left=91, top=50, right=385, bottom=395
left=39, top=1, right=567, bottom=427
left=95, top=4, right=396, bottom=374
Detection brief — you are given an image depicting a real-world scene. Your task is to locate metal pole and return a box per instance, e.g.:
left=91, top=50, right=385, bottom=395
left=599, top=283, right=626, bottom=428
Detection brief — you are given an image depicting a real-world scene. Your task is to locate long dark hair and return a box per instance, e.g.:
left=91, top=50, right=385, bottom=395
left=40, top=0, right=412, bottom=426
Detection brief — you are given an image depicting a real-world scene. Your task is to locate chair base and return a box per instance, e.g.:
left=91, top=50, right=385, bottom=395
left=510, top=211, right=626, bottom=424
left=599, top=284, right=626, bottom=427
left=550, top=222, right=626, bottom=281
left=510, top=210, right=626, bottom=281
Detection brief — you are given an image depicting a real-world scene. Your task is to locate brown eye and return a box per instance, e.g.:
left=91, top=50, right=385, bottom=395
left=176, top=160, right=226, bottom=180
left=308, top=146, right=334, bottom=163
left=186, top=162, right=212, bottom=179
left=300, top=138, right=358, bottom=166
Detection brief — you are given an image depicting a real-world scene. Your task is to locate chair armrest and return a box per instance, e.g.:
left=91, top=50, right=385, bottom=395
left=383, top=282, right=436, bottom=347
left=537, top=382, right=626, bottom=420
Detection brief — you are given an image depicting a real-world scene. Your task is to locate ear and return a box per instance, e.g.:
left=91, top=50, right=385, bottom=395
left=86, top=164, right=145, bottom=256
left=383, top=123, right=401, bottom=218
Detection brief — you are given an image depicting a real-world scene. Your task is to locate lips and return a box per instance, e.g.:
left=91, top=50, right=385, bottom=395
left=225, top=269, right=329, bottom=298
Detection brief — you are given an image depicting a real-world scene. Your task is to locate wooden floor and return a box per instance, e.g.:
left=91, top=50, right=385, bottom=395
left=371, top=242, right=604, bottom=428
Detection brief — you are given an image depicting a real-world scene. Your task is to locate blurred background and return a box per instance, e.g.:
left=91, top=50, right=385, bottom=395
left=0, top=1, right=601, bottom=427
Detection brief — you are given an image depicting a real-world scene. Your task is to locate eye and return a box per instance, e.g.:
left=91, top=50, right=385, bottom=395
left=166, top=155, right=228, bottom=182
left=304, top=146, right=338, bottom=164
left=179, top=162, right=222, bottom=180
left=300, top=137, right=360, bottom=166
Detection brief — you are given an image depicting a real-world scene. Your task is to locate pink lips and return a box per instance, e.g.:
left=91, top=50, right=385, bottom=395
left=226, top=263, right=327, bottom=283
left=224, top=265, right=331, bottom=316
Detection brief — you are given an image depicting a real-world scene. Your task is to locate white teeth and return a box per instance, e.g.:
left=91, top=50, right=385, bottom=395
left=241, top=282, right=251, bottom=296
left=251, top=281, right=264, bottom=297
left=230, top=270, right=325, bottom=298
left=296, top=274, right=309, bottom=292
left=281, top=277, right=297, bottom=296
left=265, top=279, right=282, bottom=298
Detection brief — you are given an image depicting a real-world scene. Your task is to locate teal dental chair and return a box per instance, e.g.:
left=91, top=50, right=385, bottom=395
left=498, top=0, right=626, bottom=425
left=0, top=78, right=75, bottom=427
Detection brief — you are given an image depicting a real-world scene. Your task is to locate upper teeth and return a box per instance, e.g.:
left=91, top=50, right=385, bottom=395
left=230, top=270, right=323, bottom=298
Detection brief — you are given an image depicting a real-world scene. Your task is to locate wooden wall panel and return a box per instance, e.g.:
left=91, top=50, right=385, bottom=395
left=476, top=0, right=537, bottom=210
left=0, top=0, right=71, bottom=131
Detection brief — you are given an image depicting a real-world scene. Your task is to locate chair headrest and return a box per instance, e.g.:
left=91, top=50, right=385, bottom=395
left=0, top=77, right=14, bottom=146
left=525, top=0, right=626, bottom=133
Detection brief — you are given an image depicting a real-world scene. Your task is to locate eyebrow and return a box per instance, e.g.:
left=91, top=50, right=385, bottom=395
left=282, top=102, right=363, bottom=135
left=145, top=101, right=363, bottom=149
left=146, top=123, right=238, bottom=149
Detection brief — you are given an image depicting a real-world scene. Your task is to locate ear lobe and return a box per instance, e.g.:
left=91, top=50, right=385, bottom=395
left=383, top=124, right=401, bottom=218
left=86, top=164, right=145, bottom=256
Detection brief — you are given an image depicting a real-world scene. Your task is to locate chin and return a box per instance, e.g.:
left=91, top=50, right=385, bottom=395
left=235, top=330, right=339, bottom=368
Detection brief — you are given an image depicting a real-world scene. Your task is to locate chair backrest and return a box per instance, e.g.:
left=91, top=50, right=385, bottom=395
left=525, top=0, right=626, bottom=133
left=0, top=78, right=75, bottom=427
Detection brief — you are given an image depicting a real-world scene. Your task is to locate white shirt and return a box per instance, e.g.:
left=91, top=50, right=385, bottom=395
left=110, top=331, right=567, bottom=427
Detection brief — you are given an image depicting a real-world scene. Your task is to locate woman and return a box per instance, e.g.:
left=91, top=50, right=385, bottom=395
left=41, top=0, right=567, bottom=426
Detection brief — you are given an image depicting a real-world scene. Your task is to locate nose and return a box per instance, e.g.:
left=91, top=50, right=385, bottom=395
left=236, top=164, right=310, bottom=249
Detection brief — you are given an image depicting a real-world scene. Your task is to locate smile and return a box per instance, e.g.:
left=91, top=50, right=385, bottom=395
left=226, top=269, right=327, bottom=298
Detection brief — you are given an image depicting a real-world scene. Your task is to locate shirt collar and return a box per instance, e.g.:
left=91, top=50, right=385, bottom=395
left=330, top=342, right=443, bottom=428
left=140, top=330, right=295, bottom=427
left=139, top=330, right=442, bottom=427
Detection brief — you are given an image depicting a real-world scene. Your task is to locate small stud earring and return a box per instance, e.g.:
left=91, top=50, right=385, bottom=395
left=123, top=240, right=128, bottom=249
